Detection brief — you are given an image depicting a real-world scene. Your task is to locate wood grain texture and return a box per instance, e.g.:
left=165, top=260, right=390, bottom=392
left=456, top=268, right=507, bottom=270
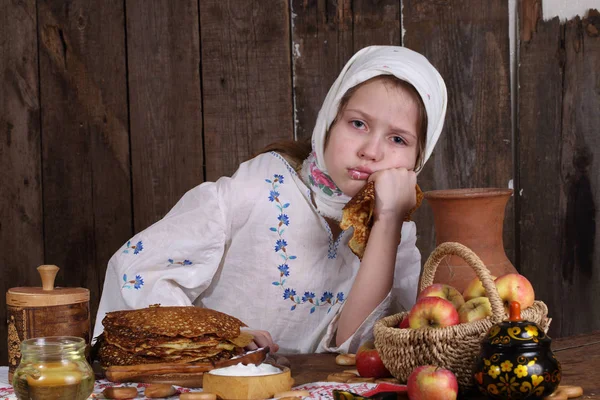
left=0, top=0, right=43, bottom=367
left=2, top=0, right=600, bottom=356
left=519, top=4, right=600, bottom=338
left=291, top=0, right=401, bottom=141
left=559, top=10, right=600, bottom=337
left=126, top=0, right=203, bottom=230
left=37, top=0, right=131, bottom=330
left=203, top=367, right=292, bottom=399
left=518, top=2, right=564, bottom=339
left=403, top=0, right=514, bottom=269
left=284, top=333, right=600, bottom=397
left=200, top=0, right=293, bottom=180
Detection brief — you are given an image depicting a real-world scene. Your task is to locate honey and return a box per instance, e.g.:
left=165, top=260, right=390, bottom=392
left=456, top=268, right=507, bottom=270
left=12, top=337, right=94, bottom=400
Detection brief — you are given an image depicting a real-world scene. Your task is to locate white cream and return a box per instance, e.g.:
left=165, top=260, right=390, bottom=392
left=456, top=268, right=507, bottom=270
left=208, top=363, right=282, bottom=376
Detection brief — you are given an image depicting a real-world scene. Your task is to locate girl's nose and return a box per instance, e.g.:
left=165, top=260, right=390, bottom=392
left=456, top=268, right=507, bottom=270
left=358, top=137, right=383, bottom=161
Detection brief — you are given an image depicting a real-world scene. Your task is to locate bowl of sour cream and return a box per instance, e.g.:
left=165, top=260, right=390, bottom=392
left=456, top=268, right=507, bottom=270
left=203, top=362, right=293, bottom=399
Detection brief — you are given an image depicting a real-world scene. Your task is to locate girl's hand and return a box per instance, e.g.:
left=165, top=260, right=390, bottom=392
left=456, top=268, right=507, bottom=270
left=243, top=329, right=280, bottom=353
left=369, top=168, right=417, bottom=221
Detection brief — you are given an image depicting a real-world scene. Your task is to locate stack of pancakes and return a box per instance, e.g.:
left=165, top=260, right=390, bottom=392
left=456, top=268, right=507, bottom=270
left=96, top=305, right=253, bottom=368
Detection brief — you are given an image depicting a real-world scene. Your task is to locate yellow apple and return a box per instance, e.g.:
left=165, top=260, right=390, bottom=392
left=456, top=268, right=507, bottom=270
left=458, top=297, right=492, bottom=323
left=407, top=365, right=458, bottom=400
left=408, top=297, right=460, bottom=329
left=494, top=273, right=535, bottom=311
left=418, top=283, right=465, bottom=310
left=462, top=275, right=497, bottom=301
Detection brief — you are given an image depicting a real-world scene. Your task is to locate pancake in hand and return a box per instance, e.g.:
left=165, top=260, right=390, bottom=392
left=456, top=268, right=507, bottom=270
left=340, top=182, right=424, bottom=260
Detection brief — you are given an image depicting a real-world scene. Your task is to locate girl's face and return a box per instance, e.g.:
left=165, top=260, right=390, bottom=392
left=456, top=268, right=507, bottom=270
left=323, top=78, right=420, bottom=197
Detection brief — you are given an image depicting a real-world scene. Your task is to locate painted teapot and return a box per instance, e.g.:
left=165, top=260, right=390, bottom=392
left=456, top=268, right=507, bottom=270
left=473, top=301, right=561, bottom=399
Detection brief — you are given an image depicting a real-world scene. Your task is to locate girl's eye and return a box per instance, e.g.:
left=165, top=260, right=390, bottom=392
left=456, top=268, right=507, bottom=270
left=391, top=136, right=407, bottom=145
left=351, top=120, right=366, bottom=130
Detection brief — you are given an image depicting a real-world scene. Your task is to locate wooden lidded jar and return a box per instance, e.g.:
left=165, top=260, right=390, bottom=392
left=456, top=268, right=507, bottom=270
left=474, top=301, right=561, bottom=399
left=6, top=265, right=90, bottom=381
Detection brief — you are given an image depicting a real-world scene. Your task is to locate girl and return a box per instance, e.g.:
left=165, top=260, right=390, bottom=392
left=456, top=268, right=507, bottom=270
left=94, top=45, right=447, bottom=354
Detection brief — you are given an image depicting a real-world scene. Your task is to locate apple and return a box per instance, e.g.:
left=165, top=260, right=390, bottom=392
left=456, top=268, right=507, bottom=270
left=418, top=283, right=465, bottom=310
left=355, top=341, right=392, bottom=378
left=458, top=296, right=492, bottom=323
left=462, top=275, right=496, bottom=301
left=407, top=365, right=458, bottom=400
left=397, top=316, right=410, bottom=329
left=408, top=297, right=460, bottom=329
left=494, top=273, right=535, bottom=312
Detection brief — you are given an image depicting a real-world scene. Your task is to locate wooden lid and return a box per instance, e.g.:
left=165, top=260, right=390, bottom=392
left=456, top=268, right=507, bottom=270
left=6, top=265, right=89, bottom=307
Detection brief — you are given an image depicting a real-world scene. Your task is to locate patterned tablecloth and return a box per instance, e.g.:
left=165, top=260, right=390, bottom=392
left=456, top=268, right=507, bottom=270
left=0, top=367, right=406, bottom=399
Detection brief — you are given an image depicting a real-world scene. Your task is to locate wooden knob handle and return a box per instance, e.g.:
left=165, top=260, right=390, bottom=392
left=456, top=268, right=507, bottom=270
left=37, top=265, right=60, bottom=291
left=509, top=301, right=522, bottom=321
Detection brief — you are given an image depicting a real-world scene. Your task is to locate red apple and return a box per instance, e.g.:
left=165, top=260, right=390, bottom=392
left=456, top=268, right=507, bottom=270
left=397, top=316, right=410, bottom=329
left=407, top=365, right=458, bottom=400
left=494, top=273, right=535, bottom=312
left=462, top=275, right=496, bottom=301
left=418, top=283, right=465, bottom=310
left=355, top=341, right=392, bottom=378
left=458, top=296, right=492, bottom=323
left=408, top=297, right=460, bottom=329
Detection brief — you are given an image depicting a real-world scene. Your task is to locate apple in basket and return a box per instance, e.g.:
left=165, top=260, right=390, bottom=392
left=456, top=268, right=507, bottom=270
left=458, top=296, right=492, bottom=323
left=462, top=275, right=496, bottom=301
left=495, top=273, right=535, bottom=311
left=407, top=365, right=458, bottom=400
left=408, top=297, right=459, bottom=329
left=417, top=283, right=465, bottom=310
left=397, top=315, right=410, bottom=329
left=355, top=341, right=392, bottom=378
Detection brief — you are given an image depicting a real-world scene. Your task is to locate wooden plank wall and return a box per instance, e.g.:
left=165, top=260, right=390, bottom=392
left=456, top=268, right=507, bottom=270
left=126, top=0, right=203, bottom=230
left=200, top=0, right=293, bottom=181
left=519, top=1, right=600, bottom=338
left=36, top=0, right=132, bottom=328
left=1, top=0, right=598, bottom=364
left=292, top=0, right=401, bottom=141
left=1, top=0, right=45, bottom=351
left=403, top=0, right=514, bottom=264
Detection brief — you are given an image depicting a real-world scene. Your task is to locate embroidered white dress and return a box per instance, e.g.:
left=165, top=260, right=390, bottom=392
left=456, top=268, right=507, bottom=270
left=94, top=152, right=421, bottom=354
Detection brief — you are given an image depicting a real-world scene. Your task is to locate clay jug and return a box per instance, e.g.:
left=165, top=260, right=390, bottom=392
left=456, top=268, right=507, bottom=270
left=424, top=188, right=517, bottom=293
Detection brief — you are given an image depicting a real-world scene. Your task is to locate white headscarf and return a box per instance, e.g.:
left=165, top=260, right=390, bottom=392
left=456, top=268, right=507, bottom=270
left=300, top=45, right=447, bottom=221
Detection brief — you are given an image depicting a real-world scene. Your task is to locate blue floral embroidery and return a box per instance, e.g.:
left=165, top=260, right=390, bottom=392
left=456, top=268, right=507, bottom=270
left=278, top=264, right=290, bottom=276
left=122, top=274, right=144, bottom=290
left=268, top=151, right=343, bottom=259
left=283, top=288, right=296, bottom=299
left=278, top=214, right=290, bottom=226
left=268, top=190, right=280, bottom=202
left=274, top=239, right=287, bottom=252
left=123, top=240, right=143, bottom=254
left=167, top=259, right=193, bottom=266
left=266, top=173, right=345, bottom=314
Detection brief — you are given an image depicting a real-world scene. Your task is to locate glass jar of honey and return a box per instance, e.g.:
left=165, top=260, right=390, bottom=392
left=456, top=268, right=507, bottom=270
left=12, top=336, right=94, bottom=400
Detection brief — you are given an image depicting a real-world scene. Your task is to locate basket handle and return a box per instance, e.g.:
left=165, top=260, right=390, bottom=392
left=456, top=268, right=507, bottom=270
left=420, top=242, right=505, bottom=323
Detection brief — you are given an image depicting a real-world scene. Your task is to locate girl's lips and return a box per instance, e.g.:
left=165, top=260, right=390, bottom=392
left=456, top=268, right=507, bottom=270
left=348, top=169, right=370, bottom=180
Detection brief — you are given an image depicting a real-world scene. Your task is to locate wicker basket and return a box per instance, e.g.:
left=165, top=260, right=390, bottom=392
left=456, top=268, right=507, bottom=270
left=373, top=242, right=551, bottom=389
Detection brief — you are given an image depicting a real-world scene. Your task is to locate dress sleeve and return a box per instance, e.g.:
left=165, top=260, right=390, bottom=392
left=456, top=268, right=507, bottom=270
left=93, top=178, right=230, bottom=340
left=316, top=221, right=421, bottom=354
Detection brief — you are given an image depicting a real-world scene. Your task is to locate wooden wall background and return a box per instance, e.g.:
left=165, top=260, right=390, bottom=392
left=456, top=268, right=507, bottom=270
left=1, top=0, right=598, bottom=363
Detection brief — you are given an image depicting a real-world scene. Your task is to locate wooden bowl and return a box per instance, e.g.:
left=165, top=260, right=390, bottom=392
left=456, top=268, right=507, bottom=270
left=202, top=366, right=293, bottom=399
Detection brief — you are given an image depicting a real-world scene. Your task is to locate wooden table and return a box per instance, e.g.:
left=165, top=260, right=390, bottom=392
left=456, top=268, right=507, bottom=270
left=285, top=331, right=600, bottom=399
